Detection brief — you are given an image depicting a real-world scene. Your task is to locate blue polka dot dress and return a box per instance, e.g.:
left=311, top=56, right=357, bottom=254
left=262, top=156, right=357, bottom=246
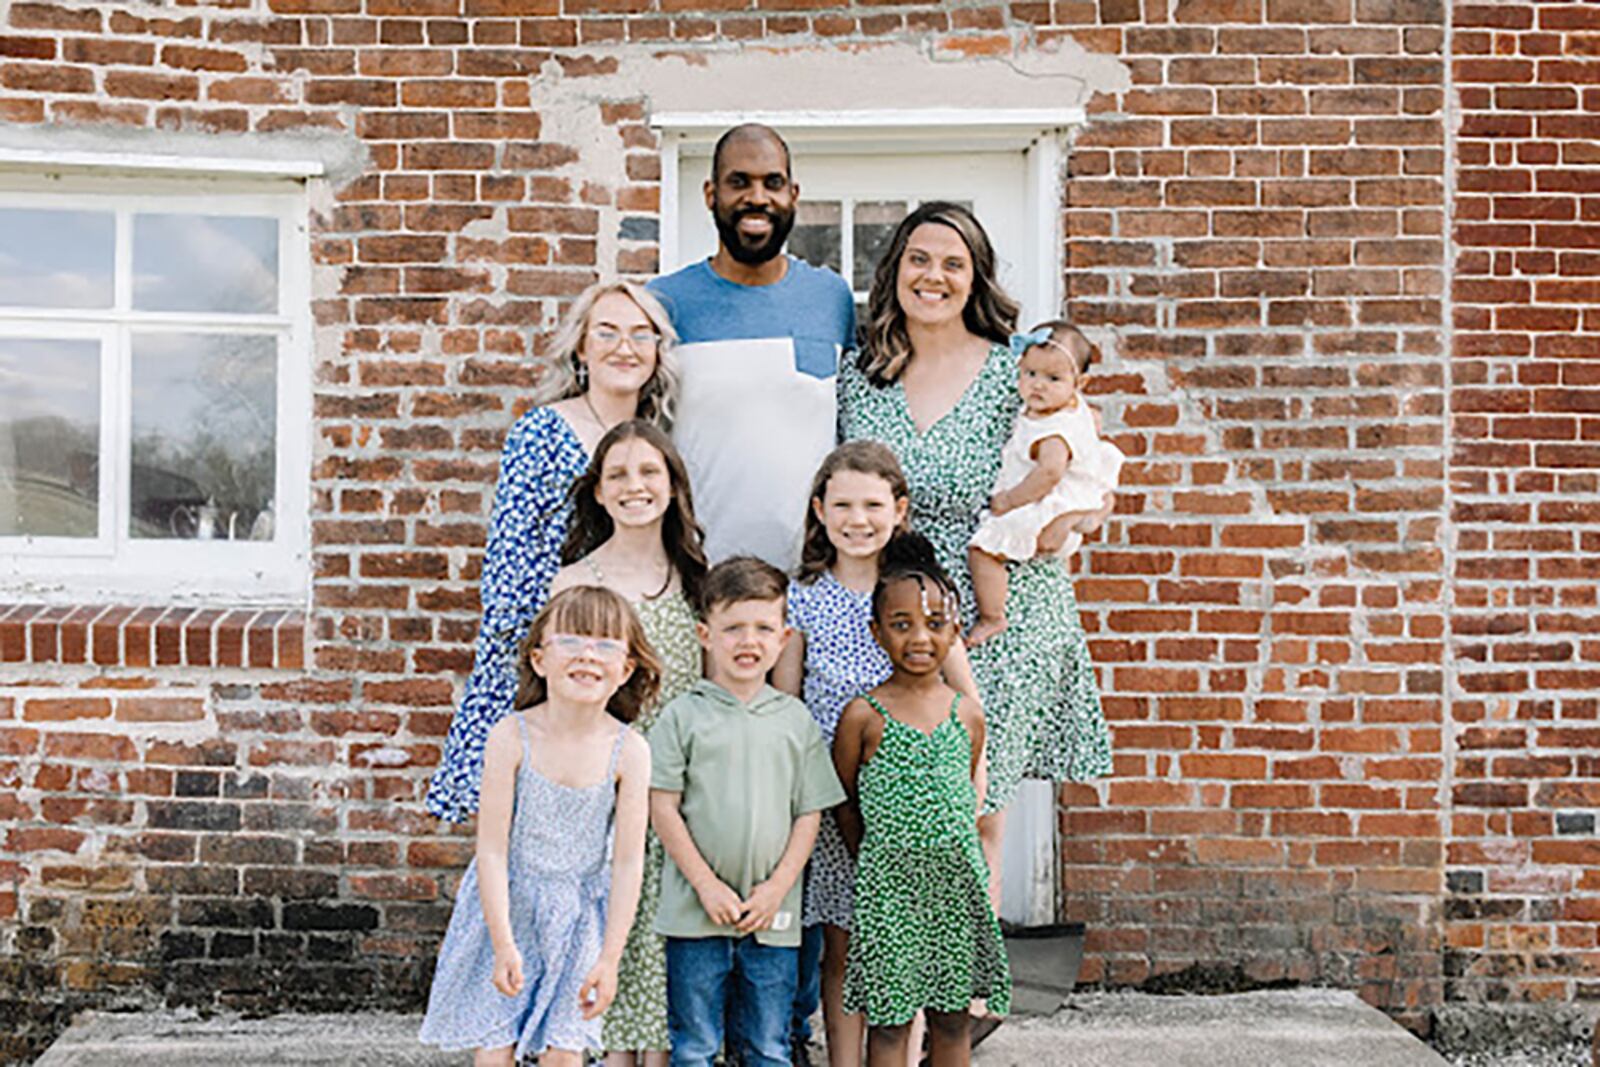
left=788, top=572, right=891, bottom=929
left=425, top=407, right=589, bottom=823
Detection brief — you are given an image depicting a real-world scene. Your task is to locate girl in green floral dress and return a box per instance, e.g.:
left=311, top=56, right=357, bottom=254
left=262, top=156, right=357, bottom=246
left=833, top=535, right=1009, bottom=1066
left=837, top=202, right=1114, bottom=922
left=547, top=419, right=708, bottom=1065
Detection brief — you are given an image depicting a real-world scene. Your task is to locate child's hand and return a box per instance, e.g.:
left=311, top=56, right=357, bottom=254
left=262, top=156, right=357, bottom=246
left=578, top=959, right=618, bottom=1020
left=989, top=490, right=1015, bottom=516
left=491, top=946, right=524, bottom=997
left=695, top=878, right=743, bottom=926
left=736, top=879, right=785, bottom=934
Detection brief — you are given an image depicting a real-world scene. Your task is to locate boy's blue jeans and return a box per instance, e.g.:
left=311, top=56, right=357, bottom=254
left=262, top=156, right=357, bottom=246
left=792, top=922, right=824, bottom=1047
left=666, top=935, right=798, bottom=1067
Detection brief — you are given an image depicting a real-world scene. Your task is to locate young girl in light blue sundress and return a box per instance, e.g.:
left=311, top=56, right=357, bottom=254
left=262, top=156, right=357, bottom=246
left=547, top=419, right=707, bottom=1067
left=420, top=585, right=659, bottom=1066
left=773, top=442, right=979, bottom=1067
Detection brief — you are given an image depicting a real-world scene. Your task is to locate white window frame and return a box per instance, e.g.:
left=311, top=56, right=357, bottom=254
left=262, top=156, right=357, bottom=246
left=0, top=154, right=318, bottom=605
left=654, top=108, right=1081, bottom=329
left=654, top=110, right=1081, bottom=927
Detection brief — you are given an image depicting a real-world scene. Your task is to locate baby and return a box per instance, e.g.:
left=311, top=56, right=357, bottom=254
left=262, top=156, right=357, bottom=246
left=967, top=321, right=1124, bottom=646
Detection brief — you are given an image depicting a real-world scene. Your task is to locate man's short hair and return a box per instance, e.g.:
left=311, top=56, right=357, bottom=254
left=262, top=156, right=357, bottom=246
left=699, top=556, right=788, bottom=617
left=710, top=124, right=793, bottom=183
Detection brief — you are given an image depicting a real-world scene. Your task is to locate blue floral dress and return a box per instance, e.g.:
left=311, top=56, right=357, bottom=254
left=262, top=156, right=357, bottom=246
left=425, top=407, right=589, bottom=823
left=789, top=572, right=891, bottom=929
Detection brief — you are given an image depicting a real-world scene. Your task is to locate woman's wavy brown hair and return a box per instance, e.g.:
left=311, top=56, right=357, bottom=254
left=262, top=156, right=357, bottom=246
left=857, top=201, right=1019, bottom=386
left=513, top=585, right=662, bottom=723
left=795, top=441, right=910, bottom=584
left=559, top=419, right=709, bottom=608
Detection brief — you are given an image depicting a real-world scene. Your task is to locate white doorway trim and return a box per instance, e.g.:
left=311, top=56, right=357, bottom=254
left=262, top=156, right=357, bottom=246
left=654, top=108, right=1079, bottom=926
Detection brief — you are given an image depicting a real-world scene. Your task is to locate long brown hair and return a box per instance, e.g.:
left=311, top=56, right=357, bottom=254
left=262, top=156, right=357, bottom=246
left=857, top=201, right=1019, bottom=386
left=796, top=441, right=910, bottom=584
left=559, top=420, right=709, bottom=607
left=514, top=585, right=662, bottom=723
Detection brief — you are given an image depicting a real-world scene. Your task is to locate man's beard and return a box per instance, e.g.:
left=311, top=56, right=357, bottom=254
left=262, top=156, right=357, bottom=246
left=712, top=202, right=796, bottom=266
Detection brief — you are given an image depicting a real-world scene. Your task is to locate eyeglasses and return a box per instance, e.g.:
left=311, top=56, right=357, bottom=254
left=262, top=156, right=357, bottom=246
left=543, top=633, right=629, bottom=661
left=588, top=327, right=660, bottom=352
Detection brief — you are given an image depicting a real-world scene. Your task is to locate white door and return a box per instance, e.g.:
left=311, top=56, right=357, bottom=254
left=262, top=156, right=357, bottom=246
left=670, top=147, right=1060, bottom=926
left=674, top=150, right=1033, bottom=320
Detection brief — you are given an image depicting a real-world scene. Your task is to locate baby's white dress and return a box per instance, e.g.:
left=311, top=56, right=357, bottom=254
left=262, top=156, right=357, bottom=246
left=970, top=400, right=1124, bottom=562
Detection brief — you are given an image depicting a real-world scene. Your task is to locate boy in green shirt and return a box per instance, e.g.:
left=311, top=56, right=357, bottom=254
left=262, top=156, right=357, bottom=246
left=650, top=557, right=845, bottom=1067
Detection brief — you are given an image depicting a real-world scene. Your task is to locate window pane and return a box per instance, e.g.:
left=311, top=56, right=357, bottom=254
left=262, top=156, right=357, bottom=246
left=133, top=215, right=279, bottom=314
left=130, top=333, right=277, bottom=542
left=0, top=338, right=101, bottom=537
left=0, top=209, right=114, bottom=309
left=853, top=200, right=907, bottom=291
left=789, top=200, right=842, bottom=276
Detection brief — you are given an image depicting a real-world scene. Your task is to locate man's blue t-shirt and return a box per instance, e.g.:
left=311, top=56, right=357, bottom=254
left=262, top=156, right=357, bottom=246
left=649, top=257, right=855, bottom=570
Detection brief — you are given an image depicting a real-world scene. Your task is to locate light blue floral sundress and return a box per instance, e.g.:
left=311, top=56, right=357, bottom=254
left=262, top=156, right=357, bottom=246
left=419, top=716, right=626, bottom=1057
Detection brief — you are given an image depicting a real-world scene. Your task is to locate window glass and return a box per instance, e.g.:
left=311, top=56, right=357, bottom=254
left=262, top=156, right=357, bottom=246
left=853, top=200, right=908, bottom=291
left=133, top=214, right=279, bottom=314
left=0, top=209, right=114, bottom=309
left=789, top=200, right=842, bottom=276
left=129, top=332, right=276, bottom=541
left=0, top=337, right=101, bottom=537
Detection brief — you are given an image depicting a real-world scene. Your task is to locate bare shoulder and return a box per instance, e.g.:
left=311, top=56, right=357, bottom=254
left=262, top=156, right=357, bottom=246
left=484, top=711, right=526, bottom=763
left=617, top=727, right=651, bottom=777
left=837, top=696, right=874, bottom=734
left=956, top=690, right=986, bottom=729
left=548, top=562, right=584, bottom=596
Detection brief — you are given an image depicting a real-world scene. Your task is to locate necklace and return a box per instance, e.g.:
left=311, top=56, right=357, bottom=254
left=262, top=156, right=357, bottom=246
left=581, top=390, right=611, bottom=433
left=587, top=551, right=672, bottom=601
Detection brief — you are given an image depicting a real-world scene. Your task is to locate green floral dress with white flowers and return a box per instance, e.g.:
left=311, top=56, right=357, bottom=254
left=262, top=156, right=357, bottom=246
left=602, top=589, right=701, bottom=1052
left=837, top=344, right=1114, bottom=814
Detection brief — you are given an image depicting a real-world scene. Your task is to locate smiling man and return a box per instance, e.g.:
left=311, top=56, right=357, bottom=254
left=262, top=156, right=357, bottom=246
left=649, top=124, right=856, bottom=572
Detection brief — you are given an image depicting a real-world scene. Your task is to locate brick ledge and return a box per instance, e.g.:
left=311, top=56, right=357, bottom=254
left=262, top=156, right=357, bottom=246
left=0, top=603, right=305, bottom=671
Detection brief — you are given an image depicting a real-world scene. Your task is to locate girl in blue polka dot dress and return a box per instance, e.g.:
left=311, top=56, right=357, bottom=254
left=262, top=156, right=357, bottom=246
left=773, top=442, right=979, bottom=1067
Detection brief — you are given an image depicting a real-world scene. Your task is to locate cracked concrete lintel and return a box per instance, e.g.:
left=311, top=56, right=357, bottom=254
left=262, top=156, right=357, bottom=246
left=526, top=37, right=1129, bottom=282
left=0, top=122, right=368, bottom=187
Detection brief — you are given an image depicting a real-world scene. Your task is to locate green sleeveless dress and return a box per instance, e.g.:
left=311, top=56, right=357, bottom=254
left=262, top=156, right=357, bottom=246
left=601, top=585, right=702, bottom=1052
left=841, top=692, right=1011, bottom=1027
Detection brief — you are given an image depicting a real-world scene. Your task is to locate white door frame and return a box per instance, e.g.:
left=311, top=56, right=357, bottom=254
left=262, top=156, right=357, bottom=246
left=655, top=109, right=1080, bottom=926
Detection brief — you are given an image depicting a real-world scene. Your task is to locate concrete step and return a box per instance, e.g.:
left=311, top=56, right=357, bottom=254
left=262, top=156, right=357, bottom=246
left=34, top=1011, right=457, bottom=1066
left=974, top=989, right=1450, bottom=1067
left=38, top=989, right=1448, bottom=1066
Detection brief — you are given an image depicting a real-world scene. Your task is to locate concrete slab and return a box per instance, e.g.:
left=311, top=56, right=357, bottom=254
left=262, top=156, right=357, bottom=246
left=39, top=989, right=1448, bottom=1067
left=974, top=989, right=1450, bottom=1067
left=33, top=1011, right=459, bottom=1066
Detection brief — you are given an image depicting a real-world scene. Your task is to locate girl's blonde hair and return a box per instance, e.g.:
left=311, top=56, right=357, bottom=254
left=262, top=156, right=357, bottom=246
left=532, top=280, right=681, bottom=428
left=796, top=441, right=910, bottom=584
left=514, top=586, right=662, bottom=723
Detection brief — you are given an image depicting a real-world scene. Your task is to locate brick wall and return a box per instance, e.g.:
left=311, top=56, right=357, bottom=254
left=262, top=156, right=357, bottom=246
left=1447, top=0, right=1600, bottom=1006
left=1058, top=0, right=1450, bottom=1020
left=0, top=0, right=1594, bottom=1060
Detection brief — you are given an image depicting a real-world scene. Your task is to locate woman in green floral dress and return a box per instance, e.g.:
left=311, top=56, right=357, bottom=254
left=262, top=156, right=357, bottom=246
left=547, top=419, right=707, bottom=1065
left=837, top=201, right=1114, bottom=912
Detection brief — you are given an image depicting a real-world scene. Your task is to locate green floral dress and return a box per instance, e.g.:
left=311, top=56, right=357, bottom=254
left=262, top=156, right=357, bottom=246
left=842, top=692, right=1010, bottom=1026
left=603, top=588, right=702, bottom=1053
left=837, top=345, right=1114, bottom=814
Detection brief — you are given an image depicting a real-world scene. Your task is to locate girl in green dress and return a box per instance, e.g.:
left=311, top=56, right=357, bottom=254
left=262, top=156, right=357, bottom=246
left=833, top=535, right=1009, bottom=1067
left=547, top=419, right=708, bottom=1066
left=837, top=201, right=1114, bottom=921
